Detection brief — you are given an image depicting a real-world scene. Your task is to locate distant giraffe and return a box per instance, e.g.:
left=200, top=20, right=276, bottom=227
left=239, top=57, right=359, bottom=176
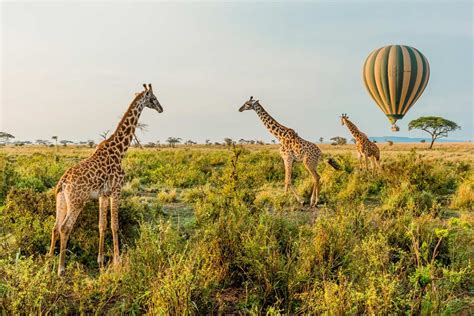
left=48, top=84, right=163, bottom=276
left=239, top=96, right=340, bottom=207
left=340, top=113, right=380, bottom=171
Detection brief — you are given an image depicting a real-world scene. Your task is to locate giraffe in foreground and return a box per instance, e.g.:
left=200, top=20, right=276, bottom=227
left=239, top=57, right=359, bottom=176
left=239, top=96, right=340, bottom=208
left=340, top=113, right=380, bottom=171
left=48, top=84, right=163, bottom=276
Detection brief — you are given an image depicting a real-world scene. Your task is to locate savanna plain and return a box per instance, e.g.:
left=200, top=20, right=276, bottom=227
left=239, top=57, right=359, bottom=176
left=1, top=143, right=473, bottom=314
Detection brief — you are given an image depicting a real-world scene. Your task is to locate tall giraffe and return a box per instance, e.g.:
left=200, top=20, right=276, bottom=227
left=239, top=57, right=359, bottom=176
left=239, top=96, right=340, bottom=207
left=340, top=113, right=380, bottom=171
left=48, top=84, right=163, bottom=276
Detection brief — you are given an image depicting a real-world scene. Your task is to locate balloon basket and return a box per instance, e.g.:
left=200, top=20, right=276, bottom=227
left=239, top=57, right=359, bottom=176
left=391, top=124, right=400, bottom=132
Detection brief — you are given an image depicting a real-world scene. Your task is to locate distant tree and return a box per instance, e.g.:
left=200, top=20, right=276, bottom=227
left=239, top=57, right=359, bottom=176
left=214, top=142, right=221, bottom=146
left=205, top=139, right=211, bottom=146
left=100, top=130, right=110, bottom=140
left=330, top=136, right=347, bottom=146
left=387, top=140, right=394, bottom=146
left=0, top=132, right=15, bottom=145
left=51, top=135, right=58, bottom=147
left=35, top=139, right=50, bottom=146
left=167, top=137, right=182, bottom=148
left=145, top=142, right=156, bottom=148
left=238, top=139, right=247, bottom=145
left=420, top=139, right=426, bottom=143
left=249, top=140, right=255, bottom=145
left=87, top=140, right=95, bottom=148
left=409, top=116, right=460, bottom=149
left=271, top=139, right=276, bottom=144
left=185, top=140, right=197, bottom=146
left=319, top=137, right=324, bottom=144
left=372, top=140, right=377, bottom=143
left=256, top=140, right=265, bottom=145
left=133, top=123, right=149, bottom=148
left=60, top=140, right=74, bottom=147
left=223, top=138, right=234, bottom=146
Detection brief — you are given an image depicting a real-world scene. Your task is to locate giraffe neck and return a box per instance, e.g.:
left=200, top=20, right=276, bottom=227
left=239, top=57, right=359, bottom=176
left=344, top=118, right=365, bottom=141
left=101, top=93, right=146, bottom=157
left=253, top=103, right=289, bottom=141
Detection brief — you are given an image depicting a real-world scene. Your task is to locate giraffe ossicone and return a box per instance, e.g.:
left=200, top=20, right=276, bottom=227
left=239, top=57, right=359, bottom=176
left=48, top=84, right=163, bottom=276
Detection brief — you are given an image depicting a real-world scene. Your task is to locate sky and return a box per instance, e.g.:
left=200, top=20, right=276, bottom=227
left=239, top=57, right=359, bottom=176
left=1, top=1, right=473, bottom=144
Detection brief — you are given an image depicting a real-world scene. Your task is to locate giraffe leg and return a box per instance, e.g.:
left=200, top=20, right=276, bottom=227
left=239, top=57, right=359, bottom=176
left=369, top=156, right=375, bottom=173
left=282, top=154, right=303, bottom=204
left=363, top=154, right=369, bottom=170
left=110, top=193, right=121, bottom=266
left=97, top=196, right=109, bottom=270
left=48, top=192, right=67, bottom=257
left=376, top=157, right=382, bottom=172
left=304, top=159, right=320, bottom=208
left=58, top=202, right=82, bottom=276
left=357, top=151, right=363, bottom=169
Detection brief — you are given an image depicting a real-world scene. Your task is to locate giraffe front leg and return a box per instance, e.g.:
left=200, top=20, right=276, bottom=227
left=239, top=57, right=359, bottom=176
left=48, top=192, right=67, bottom=257
left=282, top=154, right=303, bottom=204
left=357, top=151, right=363, bottom=169
left=97, top=196, right=109, bottom=270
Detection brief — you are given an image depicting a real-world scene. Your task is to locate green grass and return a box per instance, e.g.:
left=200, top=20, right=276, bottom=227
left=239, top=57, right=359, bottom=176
left=0, top=145, right=473, bottom=314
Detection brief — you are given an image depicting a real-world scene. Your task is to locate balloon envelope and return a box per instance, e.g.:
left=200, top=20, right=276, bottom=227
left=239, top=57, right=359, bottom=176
left=363, top=45, right=430, bottom=130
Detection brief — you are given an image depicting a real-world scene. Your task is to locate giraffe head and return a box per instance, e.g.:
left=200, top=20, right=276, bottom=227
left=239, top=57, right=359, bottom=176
left=140, top=84, right=163, bottom=113
left=340, top=113, right=349, bottom=125
left=239, top=96, right=259, bottom=112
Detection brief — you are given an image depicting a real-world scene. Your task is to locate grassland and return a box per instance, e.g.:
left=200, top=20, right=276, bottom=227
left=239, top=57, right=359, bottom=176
left=0, top=143, right=473, bottom=314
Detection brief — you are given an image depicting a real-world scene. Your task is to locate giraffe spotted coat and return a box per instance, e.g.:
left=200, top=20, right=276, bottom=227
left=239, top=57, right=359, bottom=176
left=49, top=84, right=163, bottom=276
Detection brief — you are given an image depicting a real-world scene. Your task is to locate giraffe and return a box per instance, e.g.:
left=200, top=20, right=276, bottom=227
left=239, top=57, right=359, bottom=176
left=48, top=84, right=163, bottom=276
left=239, top=96, right=340, bottom=208
left=340, top=113, right=381, bottom=171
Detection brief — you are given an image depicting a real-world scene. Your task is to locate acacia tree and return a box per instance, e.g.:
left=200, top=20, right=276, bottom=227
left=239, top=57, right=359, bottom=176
left=0, top=132, right=15, bottom=145
left=330, top=136, right=347, bottom=145
left=60, top=140, right=74, bottom=147
left=319, top=137, right=324, bottom=144
left=409, top=116, right=460, bottom=149
left=167, top=137, right=182, bottom=148
left=100, top=130, right=111, bottom=140
left=224, top=138, right=234, bottom=146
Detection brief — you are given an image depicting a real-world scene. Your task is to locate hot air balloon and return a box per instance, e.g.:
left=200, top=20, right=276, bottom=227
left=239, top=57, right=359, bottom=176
left=362, top=45, right=430, bottom=131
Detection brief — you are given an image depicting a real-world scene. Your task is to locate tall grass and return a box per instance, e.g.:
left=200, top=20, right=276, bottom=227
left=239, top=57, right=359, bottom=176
left=0, top=146, right=472, bottom=314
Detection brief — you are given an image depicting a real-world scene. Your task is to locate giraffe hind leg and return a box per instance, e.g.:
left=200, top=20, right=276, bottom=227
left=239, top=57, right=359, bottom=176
left=97, top=196, right=109, bottom=270
left=304, top=159, right=320, bottom=208
left=58, top=200, right=82, bottom=276
left=48, top=192, right=67, bottom=257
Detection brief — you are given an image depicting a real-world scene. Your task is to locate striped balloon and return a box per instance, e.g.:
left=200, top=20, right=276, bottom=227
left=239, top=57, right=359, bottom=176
left=363, top=45, right=430, bottom=131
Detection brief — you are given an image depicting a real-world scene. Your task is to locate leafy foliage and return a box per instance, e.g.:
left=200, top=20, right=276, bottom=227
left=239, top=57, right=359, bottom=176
left=0, top=146, right=472, bottom=314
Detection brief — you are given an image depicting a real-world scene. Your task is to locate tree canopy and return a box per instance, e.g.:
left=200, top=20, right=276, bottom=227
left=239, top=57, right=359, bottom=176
left=408, top=116, right=460, bottom=149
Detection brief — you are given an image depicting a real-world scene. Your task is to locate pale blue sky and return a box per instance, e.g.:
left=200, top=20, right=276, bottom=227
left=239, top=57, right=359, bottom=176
left=1, top=1, right=472, bottom=143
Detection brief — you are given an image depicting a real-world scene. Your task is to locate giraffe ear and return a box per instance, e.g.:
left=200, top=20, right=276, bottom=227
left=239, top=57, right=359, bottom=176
left=143, top=84, right=148, bottom=91
left=148, top=83, right=153, bottom=92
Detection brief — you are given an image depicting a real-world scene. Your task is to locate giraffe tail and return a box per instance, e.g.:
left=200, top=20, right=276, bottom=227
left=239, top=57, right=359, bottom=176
left=326, top=157, right=341, bottom=171
left=54, top=177, right=65, bottom=195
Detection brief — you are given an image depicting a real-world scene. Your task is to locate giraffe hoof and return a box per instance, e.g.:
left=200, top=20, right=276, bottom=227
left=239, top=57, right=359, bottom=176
left=57, top=267, right=65, bottom=277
